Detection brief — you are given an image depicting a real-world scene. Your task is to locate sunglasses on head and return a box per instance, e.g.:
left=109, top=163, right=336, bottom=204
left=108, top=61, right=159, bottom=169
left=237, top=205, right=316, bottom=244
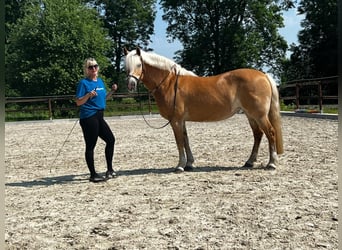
left=88, top=64, right=98, bottom=70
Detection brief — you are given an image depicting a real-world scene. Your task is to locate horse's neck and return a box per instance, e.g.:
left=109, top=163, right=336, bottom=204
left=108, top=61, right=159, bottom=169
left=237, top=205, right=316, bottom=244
left=142, top=63, right=172, bottom=91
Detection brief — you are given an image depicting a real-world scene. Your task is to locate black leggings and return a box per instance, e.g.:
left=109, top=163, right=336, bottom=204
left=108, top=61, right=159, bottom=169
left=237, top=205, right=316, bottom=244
left=80, top=111, right=115, bottom=176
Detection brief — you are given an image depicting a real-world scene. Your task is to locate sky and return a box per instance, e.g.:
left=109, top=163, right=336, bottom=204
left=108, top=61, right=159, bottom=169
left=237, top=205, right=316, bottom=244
left=150, top=6, right=304, bottom=60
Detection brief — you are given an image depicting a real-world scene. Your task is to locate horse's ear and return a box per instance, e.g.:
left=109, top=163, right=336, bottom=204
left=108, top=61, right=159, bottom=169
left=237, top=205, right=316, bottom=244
left=136, top=47, right=141, bottom=56
left=123, top=47, right=129, bottom=55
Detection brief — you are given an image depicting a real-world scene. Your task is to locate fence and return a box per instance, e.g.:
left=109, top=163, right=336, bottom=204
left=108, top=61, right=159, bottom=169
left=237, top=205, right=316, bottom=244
left=5, top=76, right=339, bottom=121
left=279, top=76, right=338, bottom=112
left=5, top=92, right=156, bottom=121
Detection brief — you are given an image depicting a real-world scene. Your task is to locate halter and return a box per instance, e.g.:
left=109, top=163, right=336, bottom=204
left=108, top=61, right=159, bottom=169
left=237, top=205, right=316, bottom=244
left=127, top=74, right=140, bottom=83
left=128, top=54, right=179, bottom=129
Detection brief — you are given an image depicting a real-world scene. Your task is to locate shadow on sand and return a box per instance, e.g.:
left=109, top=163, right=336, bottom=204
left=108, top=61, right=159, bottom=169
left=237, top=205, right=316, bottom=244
left=5, top=173, right=89, bottom=188
left=5, top=165, right=268, bottom=188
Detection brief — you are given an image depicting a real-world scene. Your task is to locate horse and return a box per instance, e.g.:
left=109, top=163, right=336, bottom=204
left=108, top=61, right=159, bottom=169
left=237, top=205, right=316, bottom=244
left=124, top=47, right=284, bottom=172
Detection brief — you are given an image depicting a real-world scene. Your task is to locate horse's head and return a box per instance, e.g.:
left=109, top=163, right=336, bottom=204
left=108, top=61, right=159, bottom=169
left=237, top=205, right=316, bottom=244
left=123, top=47, right=143, bottom=92
left=124, top=47, right=197, bottom=92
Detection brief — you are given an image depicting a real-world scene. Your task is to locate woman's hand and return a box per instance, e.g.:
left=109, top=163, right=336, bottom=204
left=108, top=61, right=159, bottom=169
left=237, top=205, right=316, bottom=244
left=88, top=89, right=98, bottom=98
left=106, top=83, right=118, bottom=100
left=111, top=84, right=118, bottom=92
left=76, top=90, right=96, bottom=106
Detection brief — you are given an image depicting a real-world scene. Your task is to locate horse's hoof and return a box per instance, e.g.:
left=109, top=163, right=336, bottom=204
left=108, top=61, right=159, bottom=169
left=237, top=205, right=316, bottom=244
left=265, top=164, right=276, bottom=170
left=175, top=167, right=184, bottom=173
left=242, top=162, right=254, bottom=168
left=184, top=165, right=194, bottom=171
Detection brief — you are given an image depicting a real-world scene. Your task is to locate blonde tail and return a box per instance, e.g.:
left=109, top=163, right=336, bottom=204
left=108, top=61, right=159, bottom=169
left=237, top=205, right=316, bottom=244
left=266, top=74, right=284, bottom=154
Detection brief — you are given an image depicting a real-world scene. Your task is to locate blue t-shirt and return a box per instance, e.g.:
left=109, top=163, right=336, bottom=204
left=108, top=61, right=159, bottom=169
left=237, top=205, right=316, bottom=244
left=76, top=77, right=107, bottom=119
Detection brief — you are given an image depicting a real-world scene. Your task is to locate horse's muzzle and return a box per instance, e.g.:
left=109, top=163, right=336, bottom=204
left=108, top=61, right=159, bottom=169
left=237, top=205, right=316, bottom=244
left=127, top=75, right=138, bottom=91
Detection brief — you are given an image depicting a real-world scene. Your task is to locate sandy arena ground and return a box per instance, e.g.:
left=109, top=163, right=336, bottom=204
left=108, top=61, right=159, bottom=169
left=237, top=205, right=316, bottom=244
left=5, top=114, right=338, bottom=249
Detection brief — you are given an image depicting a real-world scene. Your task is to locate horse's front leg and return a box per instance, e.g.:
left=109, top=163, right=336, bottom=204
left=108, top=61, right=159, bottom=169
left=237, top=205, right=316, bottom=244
left=171, top=120, right=187, bottom=172
left=183, top=124, right=194, bottom=171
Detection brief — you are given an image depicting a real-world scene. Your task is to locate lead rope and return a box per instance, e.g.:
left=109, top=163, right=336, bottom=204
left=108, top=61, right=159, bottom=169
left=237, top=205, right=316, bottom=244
left=50, top=118, right=79, bottom=173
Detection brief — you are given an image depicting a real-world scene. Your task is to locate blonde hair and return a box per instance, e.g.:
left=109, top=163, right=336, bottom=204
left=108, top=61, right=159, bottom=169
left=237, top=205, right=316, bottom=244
left=83, top=58, right=100, bottom=77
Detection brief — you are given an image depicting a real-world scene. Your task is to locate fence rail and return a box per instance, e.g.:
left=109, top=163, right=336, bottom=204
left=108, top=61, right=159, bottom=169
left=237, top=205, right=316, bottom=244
left=5, top=92, right=155, bottom=121
left=5, top=76, right=339, bottom=121
left=279, top=76, right=338, bottom=112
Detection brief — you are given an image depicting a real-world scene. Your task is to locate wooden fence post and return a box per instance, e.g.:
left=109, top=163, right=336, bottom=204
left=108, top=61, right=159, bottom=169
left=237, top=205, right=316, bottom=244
left=295, top=83, right=300, bottom=109
left=48, top=99, right=52, bottom=120
left=318, top=81, right=323, bottom=113
left=148, top=93, right=152, bottom=114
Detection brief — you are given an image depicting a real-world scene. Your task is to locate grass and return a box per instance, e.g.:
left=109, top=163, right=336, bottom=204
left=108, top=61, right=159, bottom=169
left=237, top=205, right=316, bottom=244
left=280, top=100, right=338, bottom=114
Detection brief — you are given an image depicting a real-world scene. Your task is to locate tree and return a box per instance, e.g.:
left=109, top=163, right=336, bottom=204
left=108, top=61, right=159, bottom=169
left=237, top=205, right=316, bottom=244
left=5, top=0, right=111, bottom=97
left=283, top=0, right=337, bottom=80
left=89, top=0, right=156, bottom=84
left=160, top=0, right=290, bottom=76
left=5, top=0, right=31, bottom=43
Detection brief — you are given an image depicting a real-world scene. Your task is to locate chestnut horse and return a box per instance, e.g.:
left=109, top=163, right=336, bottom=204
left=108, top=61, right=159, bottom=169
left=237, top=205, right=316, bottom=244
left=124, top=47, right=283, bottom=172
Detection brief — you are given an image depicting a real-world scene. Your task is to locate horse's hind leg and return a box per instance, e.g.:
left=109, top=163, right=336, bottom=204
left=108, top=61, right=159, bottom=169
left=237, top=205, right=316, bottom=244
left=256, top=116, right=278, bottom=169
left=244, top=118, right=263, bottom=168
left=183, top=124, right=194, bottom=171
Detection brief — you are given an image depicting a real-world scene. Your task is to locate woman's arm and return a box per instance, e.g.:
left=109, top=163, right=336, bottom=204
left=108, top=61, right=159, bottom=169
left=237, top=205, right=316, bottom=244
left=106, top=90, right=114, bottom=100
left=75, top=90, right=97, bottom=106
left=106, top=84, right=118, bottom=100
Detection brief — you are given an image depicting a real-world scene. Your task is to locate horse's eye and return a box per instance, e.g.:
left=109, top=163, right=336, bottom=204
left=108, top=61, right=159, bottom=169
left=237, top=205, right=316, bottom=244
left=137, top=63, right=142, bottom=68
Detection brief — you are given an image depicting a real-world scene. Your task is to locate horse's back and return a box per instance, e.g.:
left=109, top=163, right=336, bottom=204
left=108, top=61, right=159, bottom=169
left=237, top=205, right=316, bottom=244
left=182, top=68, right=271, bottom=103
left=184, top=68, right=268, bottom=89
left=178, top=68, right=273, bottom=122
left=221, top=68, right=269, bottom=89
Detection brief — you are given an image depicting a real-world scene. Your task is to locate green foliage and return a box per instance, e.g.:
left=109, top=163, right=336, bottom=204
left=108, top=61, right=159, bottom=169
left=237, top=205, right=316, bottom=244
left=91, top=0, right=156, bottom=88
left=121, top=97, right=137, bottom=104
left=160, top=0, right=288, bottom=76
left=280, top=99, right=296, bottom=111
left=5, top=0, right=157, bottom=98
left=5, top=0, right=32, bottom=42
left=106, top=99, right=159, bottom=116
left=5, top=0, right=111, bottom=97
left=282, top=0, right=337, bottom=80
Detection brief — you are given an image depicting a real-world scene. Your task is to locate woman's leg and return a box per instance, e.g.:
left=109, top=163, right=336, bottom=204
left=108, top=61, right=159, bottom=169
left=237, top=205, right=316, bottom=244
left=80, top=115, right=99, bottom=176
left=97, top=112, right=115, bottom=172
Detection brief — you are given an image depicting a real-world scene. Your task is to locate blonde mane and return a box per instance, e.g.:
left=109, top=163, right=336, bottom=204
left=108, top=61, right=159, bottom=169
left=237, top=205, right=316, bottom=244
left=130, top=49, right=197, bottom=76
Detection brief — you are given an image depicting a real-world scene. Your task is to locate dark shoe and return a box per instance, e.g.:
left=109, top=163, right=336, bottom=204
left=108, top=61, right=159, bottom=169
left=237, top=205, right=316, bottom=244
left=89, top=174, right=107, bottom=183
left=105, top=170, right=117, bottom=179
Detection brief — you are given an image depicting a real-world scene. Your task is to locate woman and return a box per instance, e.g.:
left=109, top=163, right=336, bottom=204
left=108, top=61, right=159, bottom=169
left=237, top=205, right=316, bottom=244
left=76, top=58, right=117, bottom=182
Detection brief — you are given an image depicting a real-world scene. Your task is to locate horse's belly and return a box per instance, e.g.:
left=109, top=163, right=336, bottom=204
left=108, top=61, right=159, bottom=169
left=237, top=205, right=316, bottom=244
left=185, top=106, right=238, bottom=122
